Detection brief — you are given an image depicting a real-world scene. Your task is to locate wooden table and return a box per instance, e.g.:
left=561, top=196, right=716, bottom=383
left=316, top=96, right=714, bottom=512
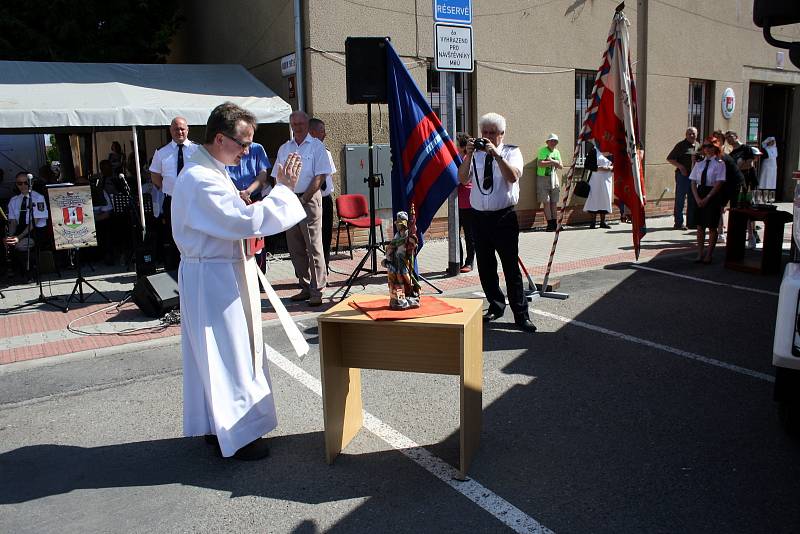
left=725, top=207, right=792, bottom=275
left=317, top=295, right=483, bottom=479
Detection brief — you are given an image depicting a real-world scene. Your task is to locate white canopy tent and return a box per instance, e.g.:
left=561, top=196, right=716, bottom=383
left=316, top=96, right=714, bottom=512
left=0, top=61, right=292, bottom=228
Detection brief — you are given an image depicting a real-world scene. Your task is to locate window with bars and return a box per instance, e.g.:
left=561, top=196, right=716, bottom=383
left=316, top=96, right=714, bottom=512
left=574, top=70, right=595, bottom=167
left=426, top=65, right=471, bottom=137
left=688, top=80, right=712, bottom=140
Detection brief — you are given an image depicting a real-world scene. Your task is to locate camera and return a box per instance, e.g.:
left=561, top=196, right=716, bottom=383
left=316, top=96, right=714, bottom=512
left=473, top=138, right=489, bottom=151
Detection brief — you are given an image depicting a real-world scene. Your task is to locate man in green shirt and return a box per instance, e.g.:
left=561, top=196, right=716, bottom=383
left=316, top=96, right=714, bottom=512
left=537, top=133, right=563, bottom=231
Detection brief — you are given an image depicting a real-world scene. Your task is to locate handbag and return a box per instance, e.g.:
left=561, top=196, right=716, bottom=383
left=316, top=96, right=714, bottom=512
left=574, top=179, right=591, bottom=198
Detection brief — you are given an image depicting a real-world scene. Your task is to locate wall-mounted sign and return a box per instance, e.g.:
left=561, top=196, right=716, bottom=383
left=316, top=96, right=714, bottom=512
left=281, top=53, right=296, bottom=77
left=434, top=23, right=474, bottom=72
left=721, top=87, right=736, bottom=119
left=288, top=75, right=296, bottom=98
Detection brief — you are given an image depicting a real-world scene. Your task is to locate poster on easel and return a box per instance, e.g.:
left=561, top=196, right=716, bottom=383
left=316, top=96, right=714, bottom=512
left=47, top=184, right=97, bottom=250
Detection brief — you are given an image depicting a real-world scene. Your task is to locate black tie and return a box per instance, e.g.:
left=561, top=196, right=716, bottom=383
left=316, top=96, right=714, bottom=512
left=483, top=153, right=494, bottom=190
left=17, top=195, right=28, bottom=231
left=177, top=144, right=184, bottom=174
left=701, top=159, right=710, bottom=187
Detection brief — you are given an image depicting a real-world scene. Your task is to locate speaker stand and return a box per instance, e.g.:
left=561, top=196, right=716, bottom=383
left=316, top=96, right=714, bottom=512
left=63, top=248, right=111, bottom=313
left=331, top=103, right=386, bottom=302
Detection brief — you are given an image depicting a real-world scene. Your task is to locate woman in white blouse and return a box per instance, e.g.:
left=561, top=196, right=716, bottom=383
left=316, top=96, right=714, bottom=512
left=690, top=137, right=727, bottom=264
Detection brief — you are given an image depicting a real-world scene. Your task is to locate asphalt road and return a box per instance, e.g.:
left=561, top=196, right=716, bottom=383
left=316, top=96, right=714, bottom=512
left=1, top=253, right=798, bottom=533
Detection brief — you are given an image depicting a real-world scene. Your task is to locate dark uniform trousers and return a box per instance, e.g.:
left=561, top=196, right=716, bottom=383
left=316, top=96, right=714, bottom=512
left=473, top=206, right=528, bottom=319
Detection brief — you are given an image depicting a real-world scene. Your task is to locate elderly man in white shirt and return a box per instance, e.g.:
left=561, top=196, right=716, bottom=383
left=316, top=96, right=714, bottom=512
left=171, top=102, right=306, bottom=461
left=457, top=113, right=536, bottom=333
left=271, top=111, right=332, bottom=306
left=149, top=116, right=198, bottom=270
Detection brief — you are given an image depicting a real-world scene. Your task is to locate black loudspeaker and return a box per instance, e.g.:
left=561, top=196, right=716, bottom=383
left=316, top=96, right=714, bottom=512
left=132, top=271, right=179, bottom=318
left=345, top=37, right=389, bottom=104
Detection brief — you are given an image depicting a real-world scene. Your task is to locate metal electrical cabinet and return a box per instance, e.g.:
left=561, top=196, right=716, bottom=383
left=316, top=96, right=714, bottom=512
left=343, top=143, right=393, bottom=210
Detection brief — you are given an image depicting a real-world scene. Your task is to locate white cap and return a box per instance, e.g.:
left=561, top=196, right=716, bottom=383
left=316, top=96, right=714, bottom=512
left=546, top=133, right=559, bottom=142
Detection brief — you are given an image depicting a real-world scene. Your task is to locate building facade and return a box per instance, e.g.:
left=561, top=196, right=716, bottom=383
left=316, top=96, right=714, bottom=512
left=171, top=0, right=800, bottom=238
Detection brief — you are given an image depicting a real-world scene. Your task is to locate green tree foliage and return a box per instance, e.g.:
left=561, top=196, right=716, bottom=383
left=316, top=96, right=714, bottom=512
left=0, top=0, right=183, bottom=63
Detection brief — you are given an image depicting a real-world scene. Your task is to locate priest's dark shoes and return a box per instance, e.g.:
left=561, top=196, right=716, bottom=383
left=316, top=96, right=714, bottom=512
left=231, top=438, right=270, bottom=461
left=206, top=435, right=270, bottom=461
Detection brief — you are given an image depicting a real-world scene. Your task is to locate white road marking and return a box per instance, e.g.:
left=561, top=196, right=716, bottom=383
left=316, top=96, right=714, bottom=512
left=532, top=310, right=774, bottom=383
left=631, top=264, right=779, bottom=296
left=266, top=347, right=552, bottom=534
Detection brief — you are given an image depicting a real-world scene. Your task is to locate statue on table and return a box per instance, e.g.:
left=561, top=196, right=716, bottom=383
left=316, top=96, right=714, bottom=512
left=383, top=207, right=421, bottom=310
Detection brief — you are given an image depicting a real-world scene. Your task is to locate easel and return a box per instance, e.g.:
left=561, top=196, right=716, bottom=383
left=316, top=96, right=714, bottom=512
left=63, top=247, right=110, bottom=312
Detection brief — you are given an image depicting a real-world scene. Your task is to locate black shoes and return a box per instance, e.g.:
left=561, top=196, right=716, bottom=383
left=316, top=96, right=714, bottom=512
left=515, top=317, right=537, bottom=333
left=599, top=222, right=611, bottom=229
left=205, top=435, right=270, bottom=461
left=232, top=438, right=270, bottom=461
left=483, top=310, right=503, bottom=322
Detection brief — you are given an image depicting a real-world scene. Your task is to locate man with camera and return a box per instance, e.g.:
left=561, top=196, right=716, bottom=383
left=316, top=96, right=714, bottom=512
left=457, top=113, right=536, bottom=333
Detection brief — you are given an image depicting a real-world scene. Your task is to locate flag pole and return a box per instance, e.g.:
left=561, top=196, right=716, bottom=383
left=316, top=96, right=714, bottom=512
left=536, top=6, right=644, bottom=300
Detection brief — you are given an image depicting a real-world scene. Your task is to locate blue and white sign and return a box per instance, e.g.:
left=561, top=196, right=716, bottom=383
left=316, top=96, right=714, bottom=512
left=433, top=0, right=472, bottom=25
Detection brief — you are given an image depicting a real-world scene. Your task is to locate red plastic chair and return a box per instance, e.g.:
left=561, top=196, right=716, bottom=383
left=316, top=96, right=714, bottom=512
left=335, top=194, right=384, bottom=259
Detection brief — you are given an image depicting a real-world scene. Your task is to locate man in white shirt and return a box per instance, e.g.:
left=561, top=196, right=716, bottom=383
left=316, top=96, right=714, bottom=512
left=271, top=111, right=332, bottom=306
left=457, top=113, right=536, bottom=333
left=149, top=116, right=198, bottom=270
left=5, top=172, right=49, bottom=279
left=309, top=118, right=337, bottom=269
left=171, top=102, right=306, bottom=461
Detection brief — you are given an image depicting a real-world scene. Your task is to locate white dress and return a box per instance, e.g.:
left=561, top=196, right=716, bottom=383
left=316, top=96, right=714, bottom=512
left=171, top=146, right=306, bottom=457
left=583, top=152, right=614, bottom=213
left=758, top=138, right=777, bottom=190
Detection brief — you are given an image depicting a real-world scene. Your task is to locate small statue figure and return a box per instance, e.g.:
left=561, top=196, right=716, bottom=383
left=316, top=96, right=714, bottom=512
left=383, top=207, right=421, bottom=310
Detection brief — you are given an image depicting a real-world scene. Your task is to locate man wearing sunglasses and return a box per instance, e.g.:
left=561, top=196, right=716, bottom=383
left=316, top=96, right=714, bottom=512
left=457, top=113, right=536, bottom=333
left=149, top=116, right=199, bottom=270
left=271, top=110, right=332, bottom=307
left=171, top=102, right=306, bottom=461
left=5, top=172, right=49, bottom=279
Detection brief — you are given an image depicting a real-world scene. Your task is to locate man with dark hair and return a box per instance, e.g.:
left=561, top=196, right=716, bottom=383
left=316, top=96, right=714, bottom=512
left=171, top=101, right=306, bottom=461
left=149, top=116, right=198, bottom=270
left=667, top=127, right=699, bottom=230
left=272, top=111, right=332, bottom=306
left=308, top=117, right=336, bottom=269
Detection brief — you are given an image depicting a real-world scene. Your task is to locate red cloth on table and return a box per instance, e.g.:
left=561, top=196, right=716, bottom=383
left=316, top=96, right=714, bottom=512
left=348, top=296, right=463, bottom=321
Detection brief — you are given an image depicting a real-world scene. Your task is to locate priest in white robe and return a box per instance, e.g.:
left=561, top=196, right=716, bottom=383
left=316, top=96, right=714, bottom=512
left=171, top=102, right=306, bottom=460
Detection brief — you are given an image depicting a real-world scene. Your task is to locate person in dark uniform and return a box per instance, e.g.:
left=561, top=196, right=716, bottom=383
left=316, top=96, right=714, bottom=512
left=457, top=113, right=536, bottom=333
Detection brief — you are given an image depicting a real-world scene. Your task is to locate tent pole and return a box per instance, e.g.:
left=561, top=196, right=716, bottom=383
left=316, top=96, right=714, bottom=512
left=132, top=126, right=146, bottom=235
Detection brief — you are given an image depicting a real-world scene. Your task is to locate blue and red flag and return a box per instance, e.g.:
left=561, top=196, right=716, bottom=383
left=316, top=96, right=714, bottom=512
left=386, top=42, right=460, bottom=248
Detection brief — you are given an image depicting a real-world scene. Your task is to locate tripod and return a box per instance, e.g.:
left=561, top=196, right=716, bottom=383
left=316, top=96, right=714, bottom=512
left=63, top=247, right=110, bottom=312
left=332, top=104, right=386, bottom=301
left=6, top=190, right=64, bottom=312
